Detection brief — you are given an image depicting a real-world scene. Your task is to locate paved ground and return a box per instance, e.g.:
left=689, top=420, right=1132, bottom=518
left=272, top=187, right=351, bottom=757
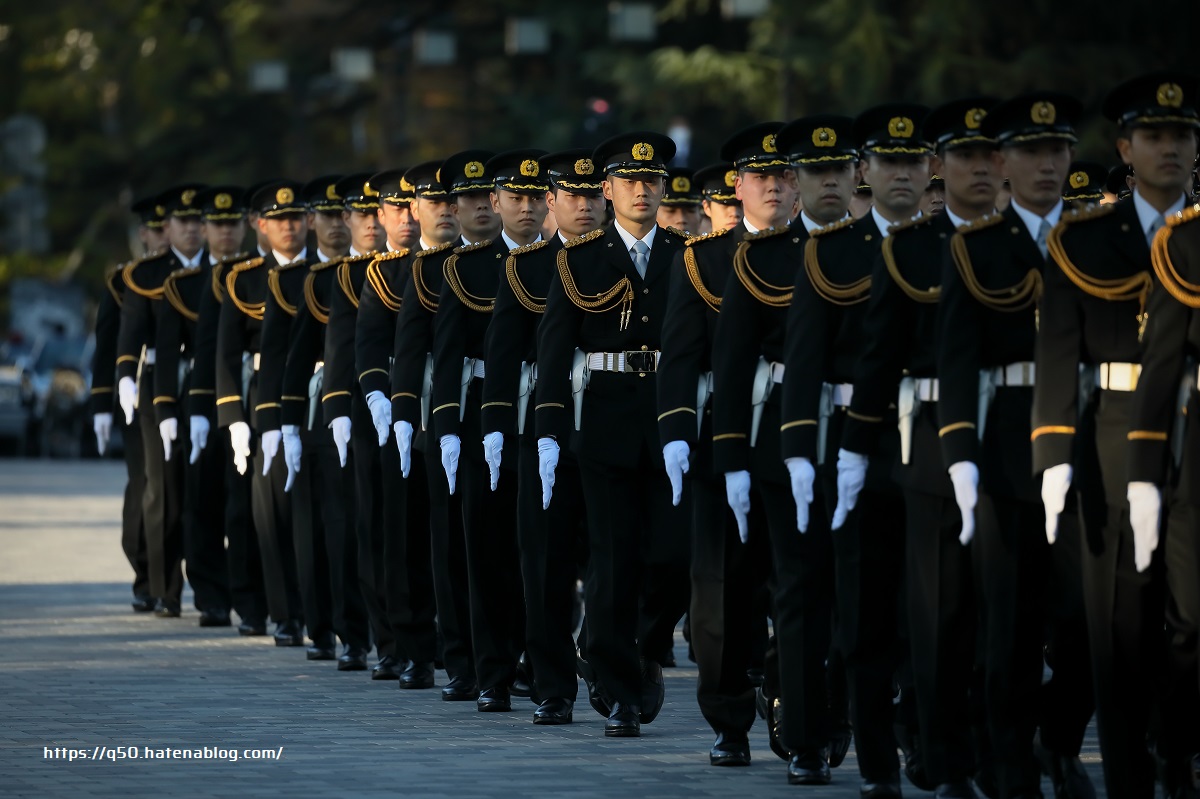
left=0, top=459, right=1108, bottom=797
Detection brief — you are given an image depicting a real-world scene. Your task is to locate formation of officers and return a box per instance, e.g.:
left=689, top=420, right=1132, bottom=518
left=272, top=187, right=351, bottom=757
left=88, top=69, right=1200, bottom=799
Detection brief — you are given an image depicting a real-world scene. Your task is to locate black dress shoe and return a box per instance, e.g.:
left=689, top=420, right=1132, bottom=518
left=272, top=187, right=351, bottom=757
left=533, top=697, right=574, bottom=725
left=337, top=646, right=369, bottom=671
left=153, top=599, right=181, bottom=618
left=829, top=716, right=853, bottom=768
left=441, top=675, right=477, bottom=701
left=273, top=619, right=304, bottom=647
left=604, top=703, right=641, bottom=738
left=934, top=781, right=979, bottom=799
left=709, top=732, right=751, bottom=767
left=639, top=658, right=665, bottom=724
left=756, top=686, right=790, bottom=761
left=372, top=655, right=403, bottom=680
left=510, top=656, right=533, bottom=698
left=477, top=687, right=512, bottom=712
left=788, top=751, right=832, bottom=785
left=131, top=595, right=155, bottom=613
left=398, top=661, right=435, bottom=688
left=576, top=654, right=612, bottom=718
left=237, top=619, right=267, bottom=636
left=306, top=644, right=336, bottom=661
left=198, top=608, right=231, bottom=627
left=860, top=778, right=903, bottom=797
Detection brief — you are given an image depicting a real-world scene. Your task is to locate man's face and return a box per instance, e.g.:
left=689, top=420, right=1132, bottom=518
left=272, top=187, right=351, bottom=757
left=378, top=202, right=421, bottom=249
left=138, top=225, right=168, bottom=255
left=702, top=200, right=744, bottom=231
left=604, top=176, right=663, bottom=227
left=414, top=197, right=460, bottom=245
left=309, top=210, right=350, bottom=253
left=342, top=209, right=383, bottom=252
left=862, top=154, right=930, bottom=217
left=166, top=216, right=205, bottom=255
left=795, top=162, right=856, bottom=224
left=998, top=140, right=1073, bottom=211
left=657, top=204, right=702, bottom=233
left=204, top=220, right=243, bottom=256
left=934, top=145, right=1000, bottom=213
left=453, top=191, right=500, bottom=240
left=921, top=185, right=945, bottom=216
left=490, top=190, right=548, bottom=240
left=1117, top=125, right=1199, bottom=196
left=546, top=189, right=605, bottom=239
left=736, top=169, right=797, bottom=227
left=256, top=213, right=307, bottom=254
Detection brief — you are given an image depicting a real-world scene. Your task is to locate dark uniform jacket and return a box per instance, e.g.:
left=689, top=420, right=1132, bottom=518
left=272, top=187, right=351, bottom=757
left=355, top=248, right=412, bottom=406
left=255, top=255, right=317, bottom=432
left=154, top=251, right=220, bottom=424
left=116, top=249, right=194, bottom=383
left=90, top=263, right=130, bottom=415
left=215, top=253, right=276, bottom=428
left=281, top=256, right=341, bottom=429
left=189, top=253, right=247, bottom=421
left=389, top=244, right=457, bottom=432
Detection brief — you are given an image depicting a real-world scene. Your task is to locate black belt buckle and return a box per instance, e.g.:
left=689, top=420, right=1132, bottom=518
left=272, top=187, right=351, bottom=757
left=623, top=351, right=656, bottom=373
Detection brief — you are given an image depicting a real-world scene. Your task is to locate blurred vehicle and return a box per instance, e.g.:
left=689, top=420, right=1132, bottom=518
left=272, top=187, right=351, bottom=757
left=0, top=334, right=36, bottom=455
left=26, top=327, right=93, bottom=458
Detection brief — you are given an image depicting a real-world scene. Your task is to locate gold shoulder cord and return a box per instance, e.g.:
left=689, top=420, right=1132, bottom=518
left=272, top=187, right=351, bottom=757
left=803, top=235, right=871, bottom=305
left=303, top=270, right=330, bottom=324
left=1151, top=206, right=1200, bottom=309
left=211, top=263, right=226, bottom=303
left=882, top=235, right=939, bottom=303
left=366, top=258, right=404, bottom=313
left=104, top=264, right=126, bottom=307
left=443, top=254, right=496, bottom=313
left=949, top=229, right=1042, bottom=312
left=122, top=259, right=165, bottom=299
left=162, top=270, right=199, bottom=322
left=506, top=243, right=549, bottom=314
left=685, top=228, right=731, bottom=247
left=267, top=268, right=299, bottom=317
left=555, top=248, right=635, bottom=328
left=411, top=243, right=454, bottom=313
left=1048, top=210, right=1151, bottom=337
left=732, top=239, right=791, bottom=307
left=226, top=257, right=266, bottom=320
left=336, top=261, right=360, bottom=309
left=684, top=246, right=722, bottom=312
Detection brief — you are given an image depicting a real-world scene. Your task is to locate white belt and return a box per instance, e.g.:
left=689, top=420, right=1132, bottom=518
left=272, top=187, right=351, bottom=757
left=242, top=351, right=261, bottom=372
left=769, top=363, right=785, bottom=384
left=142, top=347, right=156, bottom=366
left=586, top=351, right=660, bottom=374
left=915, top=377, right=939, bottom=402
left=990, top=361, right=1035, bottom=387
left=828, top=382, right=853, bottom=407
left=470, top=359, right=486, bottom=379
left=1098, top=362, right=1140, bottom=392
left=314, top=360, right=324, bottom=375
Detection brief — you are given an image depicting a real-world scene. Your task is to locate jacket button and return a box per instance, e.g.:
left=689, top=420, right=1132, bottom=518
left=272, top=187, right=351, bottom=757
left=643, top=288, right=649, bottom=294
left=641, top=315, right=649, bottom=323
left=641, top=345, right=648, bottom=351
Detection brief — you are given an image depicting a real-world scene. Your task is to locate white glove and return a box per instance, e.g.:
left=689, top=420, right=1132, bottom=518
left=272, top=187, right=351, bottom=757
left=158, top=417, right=178, bottom=462
left=282, top=425, right=302, bottom=492
left=483, top=432, right=503, bottom=491
left=1127, top=481, right=1162, bottom=573
left=724, top=470, right=752, bottom=543
left=229, top=421, right=252, bottom=475
left=785, top=457, right=816, bottom=533
left=440, top=434, right=460, bottom=494
left=93, top=412, right=112, bottom=455
left=118, top=376, right=137, bottom=424
left=1041, top=463, right=1073, bottom=544
left=394, top=420, right=413, bottom=478
left=538, top=437, right=559, bottom=509
left=948, top=460, right=979, bottom=545
left=663, top=441, right=690, bottom=506
left=366, top=390, right=391, bottom=447
left=830, top=449, right=868, bottom=530
left=188, top=414, right=210, bottom=465
left=260, top=429, right=281, bottom=476
left=330, top=416, right=351, bottom=467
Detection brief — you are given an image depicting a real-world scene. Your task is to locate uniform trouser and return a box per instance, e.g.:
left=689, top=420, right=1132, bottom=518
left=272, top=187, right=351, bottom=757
left=519, top=434, right=585, bottom=702
left=137, top=366, right=184, bottom=602
left=691, top=471, right=770, bottom=736
left=578, top=445, right=690, bottom=708
left=423, top=438, right=473, bottom=681
left=383, top=432, right=437, bottom=664
left=350, top=396, right=394, bottom=657
left=223, top=428, right=267, bottom=625
left=825, top=479, right=905, bottom=782
left=118, top=410, right=150, bottom=598
left=182, top=413, right=231, bottom=612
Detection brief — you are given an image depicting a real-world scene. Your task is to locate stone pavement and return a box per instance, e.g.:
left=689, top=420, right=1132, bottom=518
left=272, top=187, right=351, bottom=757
left=0, top=459, right=1107, bottom=797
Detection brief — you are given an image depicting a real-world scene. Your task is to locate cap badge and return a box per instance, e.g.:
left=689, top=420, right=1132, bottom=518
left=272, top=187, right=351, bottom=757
left=435, top=168, right=442, bottom=183
left=275, top=187, right=294, bottom=205
left=464, top=161, right=485, bottom=178
left=1031, top=101, right=1057, bottom=125
left=215, top=192, right=233, bottom=209
left=887, top=117, right=914, bottom=138
left=155, top=205, right=166, bottom=218
left=1157, top=82, right=1183, bottom=108
left=812, top=127, right=837, bottom=147
left=762, top=134, right=777, bottom=154
left=520, top=160, right=540, bottom=178
left=632, top=142, right=655, bottom=161
left=181, top=189, right=197, bottom=206
left=575, top=158, right=595, bottom=176
left=1069, top=171, right=1089, bottom=189
left=325, top=184, right=339, bottom=200
left=965, top=108, right=987, bottom=130
left=671, top=176, right=691, bottom=193
left=400, top=177, right=414, bottom=193
left=363, top=182, right=379, bottom=197
left=723, top=170, right=736, bottom=187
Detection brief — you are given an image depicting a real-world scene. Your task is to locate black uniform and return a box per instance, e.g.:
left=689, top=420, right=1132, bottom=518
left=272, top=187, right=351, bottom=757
left=91, top=262, right=149, bottom=604
left=157, top=256, right=232, bottom=615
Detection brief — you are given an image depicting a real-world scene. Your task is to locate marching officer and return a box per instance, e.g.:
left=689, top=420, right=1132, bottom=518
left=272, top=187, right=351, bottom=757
left=657, top=167, right=703, bottom=235
left=693, top=162, right=744, bottom=233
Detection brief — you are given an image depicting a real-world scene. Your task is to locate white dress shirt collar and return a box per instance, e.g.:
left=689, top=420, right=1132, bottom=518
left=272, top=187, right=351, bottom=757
left=800, top=211, right=851, bottom=234
left=1132, top=189, right=1187, bottom=241
left=1010, top=198, right=1063, bottom=244
left=612, top=221, right=658, bottom=254
left=171, top=246, right=203, bottom=269
left=501, top=230, right=541, bottom=252
left=271, top=246, right=307, bottom=267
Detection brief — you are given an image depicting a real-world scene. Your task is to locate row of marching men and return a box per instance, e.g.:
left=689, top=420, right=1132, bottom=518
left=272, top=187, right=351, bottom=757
left=88, top=68, right=1200, bottom=798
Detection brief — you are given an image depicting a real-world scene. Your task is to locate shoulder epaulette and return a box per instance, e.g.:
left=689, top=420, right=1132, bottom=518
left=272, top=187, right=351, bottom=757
left=373, top=249, right=409, bottom=263
left=415, top=242, right=454, bottom=258
left=685, top=227, right=732, bottom=247
left=454, top=239, right=493, bottom=255
left=888, top=214, right=936, bottom=235
left=742, top=226, right=790, bottom=242
left=562, top=228, right=605, bottom=249
left=162, top=269, right=200, bottom=322
left=809, top=217, right=855, bottom=239
left=104, top=263, right=128, bottom=306
left=225, top=257, right=266, bottom=320
left=366, top=257, right=404, bottom=313
left=273, top=258, right=307, bottom=272
left=1059, top=203, right=1118, bottom=228
left=665, top=226, right=689, bottom=239
left=310, top=254, right=345, bottom=273
left=956, top=211, right=1004, bottom=235
left=121, top=254, right=168, bottom=299
left=218, top=251, right=251, bottom=265
left=443, top=252, right=495, bottom=312
left=510, top=240, right=549, bottom=256
left=344, top=252, right=378, bottom=265
left=1167, top=202, right=1200, bottom=228
left=267, top=267, right=298, bottom=317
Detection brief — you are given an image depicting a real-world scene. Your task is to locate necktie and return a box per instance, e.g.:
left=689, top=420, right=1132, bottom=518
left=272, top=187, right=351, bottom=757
left=632, top=241, right=650, bottom=279
left=1035, top=219, right=1051, bottom=260
left=1147, top=214, right=1165, bottom=247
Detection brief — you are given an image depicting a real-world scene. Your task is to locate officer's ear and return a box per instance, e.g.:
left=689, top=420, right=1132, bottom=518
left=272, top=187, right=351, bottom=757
left=256, top=216, right=269, bottom=235
left=1116, top=136, right=1134, bottom=166
left=489, top=191, right=501, bottom=215
left=602, top=179, right=614, bottom=202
